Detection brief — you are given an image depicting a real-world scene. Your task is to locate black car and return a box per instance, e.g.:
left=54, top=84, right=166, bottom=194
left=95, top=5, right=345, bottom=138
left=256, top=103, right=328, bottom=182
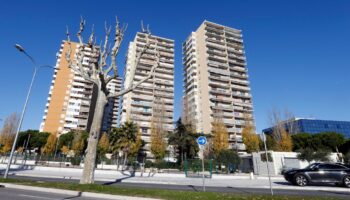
left=283, top=163, right=350, bottom=187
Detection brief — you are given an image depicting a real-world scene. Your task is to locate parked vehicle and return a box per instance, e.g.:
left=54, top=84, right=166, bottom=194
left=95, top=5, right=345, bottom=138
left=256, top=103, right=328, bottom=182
left=283, top=163, right=350, bottom=187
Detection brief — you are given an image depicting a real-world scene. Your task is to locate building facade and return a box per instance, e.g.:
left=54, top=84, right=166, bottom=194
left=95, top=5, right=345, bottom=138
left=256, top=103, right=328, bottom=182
left=40, top=41, right=121, bottom=135
left=263, top=118, right=350, bottom=138
left=120, top=32, right=175, bottom=158
left=182, top=21, right=255, bottom=152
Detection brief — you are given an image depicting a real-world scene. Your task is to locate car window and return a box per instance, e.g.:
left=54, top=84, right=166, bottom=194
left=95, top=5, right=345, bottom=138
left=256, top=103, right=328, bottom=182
left=318, top=164, right=347, bottom=170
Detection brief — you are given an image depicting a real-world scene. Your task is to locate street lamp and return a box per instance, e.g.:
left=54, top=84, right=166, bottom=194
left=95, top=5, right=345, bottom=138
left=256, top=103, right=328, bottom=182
left=3, top=44, right=56, bottom=179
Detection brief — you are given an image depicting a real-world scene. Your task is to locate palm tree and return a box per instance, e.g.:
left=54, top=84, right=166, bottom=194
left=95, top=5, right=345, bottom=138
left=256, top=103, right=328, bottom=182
left=109, top=121, right=138, bottom=170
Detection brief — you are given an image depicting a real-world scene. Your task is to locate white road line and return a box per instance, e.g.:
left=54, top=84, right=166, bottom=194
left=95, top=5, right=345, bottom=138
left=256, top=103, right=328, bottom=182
left=19, top=194, right=58, bottom=200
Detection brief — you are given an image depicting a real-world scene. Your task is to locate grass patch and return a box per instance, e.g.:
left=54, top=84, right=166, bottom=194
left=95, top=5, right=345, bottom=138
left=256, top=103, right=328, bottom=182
left=0, top=178, right=340, bottom=200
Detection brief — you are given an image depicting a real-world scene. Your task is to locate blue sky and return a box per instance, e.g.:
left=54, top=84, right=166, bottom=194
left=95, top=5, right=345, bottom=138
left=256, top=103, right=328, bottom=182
left=0, top=0, right=349, bottom=133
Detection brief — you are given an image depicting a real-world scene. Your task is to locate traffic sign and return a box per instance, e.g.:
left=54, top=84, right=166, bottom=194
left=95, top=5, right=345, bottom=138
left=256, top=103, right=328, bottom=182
left=197, top=136, right=207, bottom=146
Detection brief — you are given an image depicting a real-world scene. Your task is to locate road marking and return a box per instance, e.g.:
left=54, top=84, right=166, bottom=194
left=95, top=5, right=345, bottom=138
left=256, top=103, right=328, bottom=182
left=19, top=194, right=58, bottom=200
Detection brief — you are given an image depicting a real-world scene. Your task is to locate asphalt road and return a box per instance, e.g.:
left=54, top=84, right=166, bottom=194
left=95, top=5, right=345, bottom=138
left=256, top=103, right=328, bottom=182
left=0, top=187, right=102, bottom=200
left=7, top=175, right=350, bottom=199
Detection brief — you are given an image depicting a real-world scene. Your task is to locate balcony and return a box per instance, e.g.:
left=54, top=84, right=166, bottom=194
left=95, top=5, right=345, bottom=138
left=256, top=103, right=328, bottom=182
left=231, top=143, right=245, bottom=151
left=232, top=92, right=251, bottom=98
left=231, top=84, right=250, bottom=91
left=209, top=80, right=230, bottom=89
left=210, top=95, right=232, bottom=103
left=210, top=88, right=231, bottom=96
left=208, top=66, right=228, bottom=75
left=131, top=101, right=152, bottom=107
left=231, top=79, right=249, bottom=85
left=211, top=104, right=234, bottom=111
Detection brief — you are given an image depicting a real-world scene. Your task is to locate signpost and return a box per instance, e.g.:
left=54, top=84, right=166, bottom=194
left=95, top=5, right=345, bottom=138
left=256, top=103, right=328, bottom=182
left=197, top=136, right=207, bottom=192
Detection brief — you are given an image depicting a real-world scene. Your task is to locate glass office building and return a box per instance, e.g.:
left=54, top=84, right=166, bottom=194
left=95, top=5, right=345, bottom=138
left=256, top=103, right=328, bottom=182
left=263, top=118, right=350, bottom=138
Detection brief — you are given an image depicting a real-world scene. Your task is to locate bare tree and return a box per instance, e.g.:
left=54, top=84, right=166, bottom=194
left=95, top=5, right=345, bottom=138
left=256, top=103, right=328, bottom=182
left=268, top=108, right=293, bottom=151
left=66, top=17, right=160, bottom=184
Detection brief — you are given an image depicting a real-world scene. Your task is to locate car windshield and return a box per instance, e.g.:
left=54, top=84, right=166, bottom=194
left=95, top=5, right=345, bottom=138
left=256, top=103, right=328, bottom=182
left=304, top=163, right=318, bottom=170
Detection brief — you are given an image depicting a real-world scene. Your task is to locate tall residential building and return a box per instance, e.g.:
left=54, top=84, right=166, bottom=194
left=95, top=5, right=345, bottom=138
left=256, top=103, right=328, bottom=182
left=121, top=32, right=175, bottom=158
left=40, top=41, right=121, bottom=135
left=182, top=21, right=254, bottom=152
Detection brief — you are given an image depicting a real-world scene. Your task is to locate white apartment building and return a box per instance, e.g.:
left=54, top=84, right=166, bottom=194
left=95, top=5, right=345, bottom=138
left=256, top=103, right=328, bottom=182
left=121, top=32, right=175, bottom=158
left=182, top=21, right=255, bottom=152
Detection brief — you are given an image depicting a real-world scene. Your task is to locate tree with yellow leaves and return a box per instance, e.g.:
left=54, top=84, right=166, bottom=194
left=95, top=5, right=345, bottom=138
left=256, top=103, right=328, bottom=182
left=150, top=121, right=166, bottom=160
left=150, top=101, right=167, bottom=161
left=242, top=123, right=260, bottom=153
left=278, top=129, right=293, bottom=151
left=72, top=131, right=86, bottom=156
left=42, top=133, right=57, bottom=155
left=61, top=145, right=70, bottom=155
left=98, top=133, right=110, bottom=155
left=0, top=113, right=19, bottom=154
left=212, top=119, right=229, bottom=157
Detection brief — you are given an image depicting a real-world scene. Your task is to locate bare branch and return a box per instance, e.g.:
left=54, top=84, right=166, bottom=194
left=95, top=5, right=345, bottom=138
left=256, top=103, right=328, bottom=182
left=77, top=16, right=85, bottom=45
left=66, top=26, right=70, bottom=42
left=108, top=47, right=160, bottom=98
left=65, top=41, right=97, bottom=84
left=103, top=17, right=128, bottom=78
left=99, top=22, right=111, bottom=69
left=88, top=24, right=95, bottom=46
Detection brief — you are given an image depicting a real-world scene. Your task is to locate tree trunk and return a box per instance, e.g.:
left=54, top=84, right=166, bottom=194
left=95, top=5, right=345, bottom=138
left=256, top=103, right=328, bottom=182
left=122, top=151, right=128, bottom=171
left=116, top=154, right=120, bottom=171
left=80, top=90, right=107, bottom=184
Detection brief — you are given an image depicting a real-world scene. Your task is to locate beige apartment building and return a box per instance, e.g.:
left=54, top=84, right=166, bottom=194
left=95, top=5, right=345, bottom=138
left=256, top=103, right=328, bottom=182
left=182, top=21, right=254, bottom=152
left=40, top=41, right=121, bottom=135
left=121, top=32, right=175, bottom=158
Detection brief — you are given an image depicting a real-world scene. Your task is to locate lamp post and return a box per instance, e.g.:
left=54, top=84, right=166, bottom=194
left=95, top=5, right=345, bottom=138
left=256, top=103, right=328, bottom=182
left=3, top=44, right=56, bottom=179
left=262, top=133, right=274, bottom=196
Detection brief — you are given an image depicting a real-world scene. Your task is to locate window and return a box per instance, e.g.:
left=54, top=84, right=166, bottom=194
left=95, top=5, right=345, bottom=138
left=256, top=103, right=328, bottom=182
left=142, top=128, right=148, bottom=134
left=318, top=164, right=347, bottom=170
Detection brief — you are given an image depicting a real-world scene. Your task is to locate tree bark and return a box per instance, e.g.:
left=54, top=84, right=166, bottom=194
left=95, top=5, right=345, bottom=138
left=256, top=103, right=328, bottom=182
left=80, top=90, right=107, bottom=184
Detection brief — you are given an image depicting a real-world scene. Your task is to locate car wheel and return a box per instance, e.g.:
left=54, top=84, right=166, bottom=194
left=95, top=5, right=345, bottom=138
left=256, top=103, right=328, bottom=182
left=294, top=174, right=308, bottom=186
left=343, top=176, right=350, bottom=188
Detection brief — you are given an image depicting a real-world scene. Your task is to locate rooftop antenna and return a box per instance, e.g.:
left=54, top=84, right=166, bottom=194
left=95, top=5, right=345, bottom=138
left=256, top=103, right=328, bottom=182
left=141, top=20, right=151, bottom=34
left=66, top=26, right=70, bottom=42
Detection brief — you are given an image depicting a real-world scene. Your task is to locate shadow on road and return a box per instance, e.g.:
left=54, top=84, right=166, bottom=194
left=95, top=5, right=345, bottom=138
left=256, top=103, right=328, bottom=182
left=0, top=165, right=34, bottom=175
left=62, top=191, right=82, bottom=199
left=187, top=185, right=198, bottom=192
left=102, top=170, right=136, bottom=185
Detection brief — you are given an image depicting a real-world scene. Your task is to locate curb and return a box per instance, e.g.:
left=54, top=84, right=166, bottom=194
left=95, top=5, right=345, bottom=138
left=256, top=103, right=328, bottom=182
left=1, top=183, right=160, bottom=200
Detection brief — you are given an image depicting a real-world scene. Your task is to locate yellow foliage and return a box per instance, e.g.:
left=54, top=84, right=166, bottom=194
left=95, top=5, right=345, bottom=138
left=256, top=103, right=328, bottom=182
left=150, top=121, right=166, bottom=160
left=242, top=124, right=260, bottom=153
left=279, top=130, right=293, bottom=151
left=72, top=131, right=85, bottom=155
left=42, top=133, right=57, bottom=155
left=212, top=119, right=229, bottom=156
left=61, top=145, right=70, bottom=155
left=16, top=146, right=24, bottom=154
left=98, top=133, right=110, bottom=154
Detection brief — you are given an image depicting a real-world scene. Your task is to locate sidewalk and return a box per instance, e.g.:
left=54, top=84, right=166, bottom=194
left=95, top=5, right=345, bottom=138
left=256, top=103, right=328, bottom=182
left=1, top=183, right=160, bottom=200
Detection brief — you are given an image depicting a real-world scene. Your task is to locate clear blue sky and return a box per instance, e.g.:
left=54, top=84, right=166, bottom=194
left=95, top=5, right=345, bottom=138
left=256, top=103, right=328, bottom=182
left=0, top=0, right=349, bottom=133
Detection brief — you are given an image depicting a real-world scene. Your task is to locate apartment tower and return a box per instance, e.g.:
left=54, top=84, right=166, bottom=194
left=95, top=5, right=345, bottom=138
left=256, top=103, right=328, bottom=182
left=40, top=41, right=121, bottom=134
left=182, top=21, right=254, bottom=152
left=121, top=32, right=175, bottom=158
